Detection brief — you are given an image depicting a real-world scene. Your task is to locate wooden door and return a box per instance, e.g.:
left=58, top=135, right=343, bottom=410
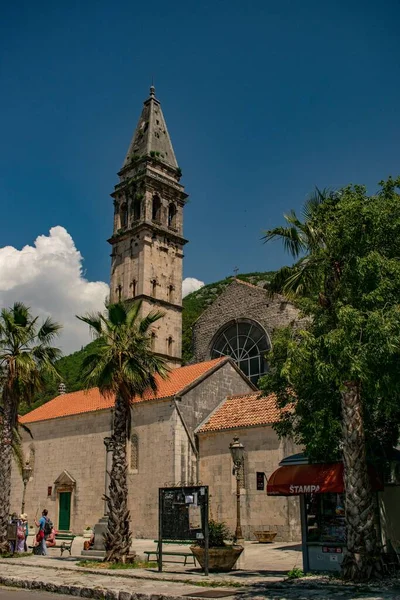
left=58, top=491, right=71, bottom=531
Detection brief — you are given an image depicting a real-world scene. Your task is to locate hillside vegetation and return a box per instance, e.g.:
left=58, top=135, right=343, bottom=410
left=20, top=271, right=274, bottom=415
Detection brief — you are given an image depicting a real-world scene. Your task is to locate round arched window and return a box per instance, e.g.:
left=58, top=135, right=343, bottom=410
left=210, top=320, right=270, bottom=384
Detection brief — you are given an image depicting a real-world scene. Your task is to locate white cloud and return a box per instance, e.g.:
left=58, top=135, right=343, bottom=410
left=0, top=226, right=109, bottom=355
left=182, top=277, right=205, bottom=298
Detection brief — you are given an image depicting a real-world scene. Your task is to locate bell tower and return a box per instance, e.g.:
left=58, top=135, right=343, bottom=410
left=109, top=86, right=188, bottom=368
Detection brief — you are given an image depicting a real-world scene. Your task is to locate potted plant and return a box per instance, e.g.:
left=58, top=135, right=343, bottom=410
left=190, top=520, right=243, bottom=572
left=253, top=530, right=277, bottom=543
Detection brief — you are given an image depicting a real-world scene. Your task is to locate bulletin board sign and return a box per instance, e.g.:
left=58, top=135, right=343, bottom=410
left=158, top=486, right=209, bottom=574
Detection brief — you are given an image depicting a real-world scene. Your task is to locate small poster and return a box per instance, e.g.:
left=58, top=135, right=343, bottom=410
left=189, top=504, right=202, bottom=529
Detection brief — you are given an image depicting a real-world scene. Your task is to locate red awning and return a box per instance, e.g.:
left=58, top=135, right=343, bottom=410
left=267, top=463, right=383, bottom=496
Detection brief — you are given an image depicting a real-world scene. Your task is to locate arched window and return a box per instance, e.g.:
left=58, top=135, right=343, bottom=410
left=151, top=331, right=157, bottom=350
left=151, top=279, right=157, bottom=298
left=210, top=319, right=270, bottom=385
left=120, top=203, right=128, bottom=228
left=167, top=336, right=173, bottom=353
left=168, top=203, right=177, bottom=228
left=152, top=195, right=161, bottom=222
left=133, top=199, right=141, bottom=221
left=130, top=433, right=138, bottom=471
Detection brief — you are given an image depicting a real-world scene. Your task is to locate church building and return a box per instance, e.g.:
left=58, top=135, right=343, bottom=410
left=10, top=87, right=302, bottom=542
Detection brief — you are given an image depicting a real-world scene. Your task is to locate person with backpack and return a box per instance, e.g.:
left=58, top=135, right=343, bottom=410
left=34, top=509, right=53, bottom=556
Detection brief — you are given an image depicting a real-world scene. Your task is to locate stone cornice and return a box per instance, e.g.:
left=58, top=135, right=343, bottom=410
left=131, top=294, right=183, bottom=312
left=108, top=221, right=188, bottom=246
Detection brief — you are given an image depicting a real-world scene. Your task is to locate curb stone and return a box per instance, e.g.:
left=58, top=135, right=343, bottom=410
left=0, top=574, right=199, bottom=600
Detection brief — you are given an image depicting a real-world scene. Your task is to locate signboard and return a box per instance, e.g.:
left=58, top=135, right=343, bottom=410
left=256, top=472, right=265, bottom=491
left=159, top=486, right=209, bottom=574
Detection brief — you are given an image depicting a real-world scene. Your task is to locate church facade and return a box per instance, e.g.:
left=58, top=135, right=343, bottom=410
left=10, top=87, right=303, bottom=542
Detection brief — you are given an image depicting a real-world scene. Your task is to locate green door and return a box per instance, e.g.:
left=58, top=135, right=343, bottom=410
left=58, top=492, right=71, bottom=531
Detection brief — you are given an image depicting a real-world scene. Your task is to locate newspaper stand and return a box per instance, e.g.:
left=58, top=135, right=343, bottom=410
left=158, top=486, right=209, bottom=575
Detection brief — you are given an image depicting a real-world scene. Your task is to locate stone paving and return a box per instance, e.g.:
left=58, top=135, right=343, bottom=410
left=1, top=537, right=400, bottom=599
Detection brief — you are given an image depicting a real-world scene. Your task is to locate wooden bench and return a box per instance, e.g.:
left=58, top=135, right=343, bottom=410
left=53, top=533, right=76, bottom=556
left=144, top=540, right=197, bottom=566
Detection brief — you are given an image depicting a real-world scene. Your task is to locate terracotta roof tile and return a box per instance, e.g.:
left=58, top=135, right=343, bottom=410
left=20, top=358, right=226, bottom=424
left=197, top=392, right=283, bottom=433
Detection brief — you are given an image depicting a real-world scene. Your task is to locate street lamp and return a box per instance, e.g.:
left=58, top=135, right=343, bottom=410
left=229, top=435, right=245, bottom=543
left=21, top=462, right=33, bottom=514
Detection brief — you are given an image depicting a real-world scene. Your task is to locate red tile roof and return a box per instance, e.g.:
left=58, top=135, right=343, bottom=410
left=20, top=358, right=226, bottom=424
left=196, top=392, right=284, bottom=433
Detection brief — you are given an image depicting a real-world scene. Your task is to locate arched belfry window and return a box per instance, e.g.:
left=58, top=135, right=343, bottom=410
left=210, top=319, right=270, bottom=385
left=133, top=199, right=141, bottom=221
left=120, top=202, right=128, bottom=228
left=130, top=433, right=139, bottom=471
left=168, top=203, right=177, bottom=228
left=152, top=195, right=161, bottom=222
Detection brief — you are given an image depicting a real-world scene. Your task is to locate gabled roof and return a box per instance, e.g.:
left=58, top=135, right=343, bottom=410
left=20, top=358, right=228, bottom=424
left=196, top=392, right=282, bottom=433
left=122, top=86, right=178, bottom=169
left=193, top=278, right=273, bottom=328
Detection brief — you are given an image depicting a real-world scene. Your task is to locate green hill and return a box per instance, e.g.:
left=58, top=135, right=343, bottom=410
left=19, top=271, right=274, bottom=415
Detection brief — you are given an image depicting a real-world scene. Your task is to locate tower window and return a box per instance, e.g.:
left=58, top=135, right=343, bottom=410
left=120, top=203, right=128, bottom=228
left=151, top=279, right=157, bottom=298
left=131, top=279, right=137, bottom=298
left=152, top=195, right=161, bottom=222
left=133, top=199, right=141, bottom=221
left=151, top=332, right=156, bottom=350
left=116, top=284, right=122, bottom=302
left=168, top=284, right=174, bottom=302
left=168, top=204, right=177, bottom=228
left=167, top=336, right=173, bottom=353
left=130, top=433, right=139, bottom=471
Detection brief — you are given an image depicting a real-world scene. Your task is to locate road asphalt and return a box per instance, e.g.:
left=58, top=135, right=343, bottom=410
left=0, top=589, right=71, bottom=600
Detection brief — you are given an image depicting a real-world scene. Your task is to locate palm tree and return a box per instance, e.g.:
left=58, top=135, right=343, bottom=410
left=77, top=301, right=169, bottom=562
left=263, top=188, right=382, bottom=581
left=0, top=303, right=61, bottom=551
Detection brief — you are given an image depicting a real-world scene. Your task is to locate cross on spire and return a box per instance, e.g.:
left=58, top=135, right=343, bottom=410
left=233, top=266, right=239, bottom=278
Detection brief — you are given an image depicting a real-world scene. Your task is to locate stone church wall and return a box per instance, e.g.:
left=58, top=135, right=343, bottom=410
left=128, top=399, right=177, bottom=538
left=10, top=410, right=112, bottom=534
left=193, top=280, right=301, bottom=362
left=178, top=361, right=254, bottom=433
left=198, top=426, right=301, bottom=541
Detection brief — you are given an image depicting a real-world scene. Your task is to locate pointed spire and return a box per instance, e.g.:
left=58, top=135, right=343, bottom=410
left=122, top=87, right=178, bottom=170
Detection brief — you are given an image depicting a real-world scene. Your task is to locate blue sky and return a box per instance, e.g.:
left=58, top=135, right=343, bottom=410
left=1, top=0, right=399, bottom=287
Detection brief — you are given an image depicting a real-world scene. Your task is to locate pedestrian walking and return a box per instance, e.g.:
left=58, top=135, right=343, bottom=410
left=34, top=509, right=53, bottom=556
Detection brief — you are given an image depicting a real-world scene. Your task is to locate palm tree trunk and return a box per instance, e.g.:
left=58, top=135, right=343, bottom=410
left=340, top=381, right=383, bottom=581
left=0, top=396, right=14, bottom=551
left=104, top=394, right=131, bottom=562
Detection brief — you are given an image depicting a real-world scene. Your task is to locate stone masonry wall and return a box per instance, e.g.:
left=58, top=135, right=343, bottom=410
left=178, top=361, right=254, bottom=433
left=10, top=410, right=112, bottom=534
left=193, top=280, right=301, bottom=362
left=198, top=427, right=301, bottom=542
left=128, top=399, right=176, bottom=538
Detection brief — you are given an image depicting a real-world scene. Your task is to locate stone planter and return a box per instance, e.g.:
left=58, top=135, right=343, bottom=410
left=254, top=531, right=277, bottom=543
left=82, top=529, right=93, bottom=539
left=190, top=545, right=243, bottom=572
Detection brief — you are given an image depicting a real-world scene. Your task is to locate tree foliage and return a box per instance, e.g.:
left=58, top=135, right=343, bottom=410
left=260, top=178, right=400, bottom=580
left=0, top=303, right=61, bottom=550
left=77, top=300, right=169, bottom=562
